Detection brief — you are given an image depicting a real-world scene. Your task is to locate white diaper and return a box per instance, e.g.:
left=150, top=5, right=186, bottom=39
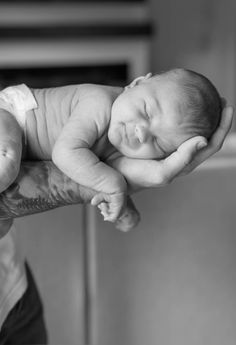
left=0, top=84, right=38, bottom=144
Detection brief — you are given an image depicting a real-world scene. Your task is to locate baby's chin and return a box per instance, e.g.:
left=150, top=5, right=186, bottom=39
left=115, top=146, right=163, bottom=159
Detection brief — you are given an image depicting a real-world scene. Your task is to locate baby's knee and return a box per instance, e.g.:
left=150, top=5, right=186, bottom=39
left=0, top=141, right=22, bottom=192
left=0, top=157, right=20, bottom=192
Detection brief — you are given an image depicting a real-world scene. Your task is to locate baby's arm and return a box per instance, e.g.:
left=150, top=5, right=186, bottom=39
left=0, top=109, right=22, bottom=192
left=52, top=88, right=127, bottom=222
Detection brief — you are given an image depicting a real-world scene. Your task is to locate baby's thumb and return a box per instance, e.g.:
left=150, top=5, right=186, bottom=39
left=91, top=194, right=104, bottom=206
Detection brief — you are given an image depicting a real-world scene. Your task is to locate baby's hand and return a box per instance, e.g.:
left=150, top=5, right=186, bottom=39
left=91, top=192, right=126, bottom=223
left=115, top=196, right=141, bottom=232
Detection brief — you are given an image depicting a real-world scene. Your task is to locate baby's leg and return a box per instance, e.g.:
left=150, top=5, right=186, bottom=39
left=0, top=109, right=22, bottom=192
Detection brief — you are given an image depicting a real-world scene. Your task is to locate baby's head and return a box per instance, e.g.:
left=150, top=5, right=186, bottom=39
left=108, top=68, right=222, bottom=159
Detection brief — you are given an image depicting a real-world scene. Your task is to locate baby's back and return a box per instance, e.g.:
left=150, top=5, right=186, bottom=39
left=26, top=85, right=83, bottom=159
left=26, top=83, right=122, bottom=161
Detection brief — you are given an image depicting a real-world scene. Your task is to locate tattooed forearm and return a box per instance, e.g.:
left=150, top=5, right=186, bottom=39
left=0, top=161, right=141, bottom=234
left=0, top=161, right=97, bottom=219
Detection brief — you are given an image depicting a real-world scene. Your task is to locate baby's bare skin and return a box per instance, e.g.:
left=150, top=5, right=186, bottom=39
left=0, top=84, right=140, bottom=230
left=26, top=84, right=133, bottom=224
left=26, top=84, right=122, bottom=160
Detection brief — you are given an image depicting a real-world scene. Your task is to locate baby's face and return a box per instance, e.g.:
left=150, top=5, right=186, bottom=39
left=108, top=77, right=195, bottom=159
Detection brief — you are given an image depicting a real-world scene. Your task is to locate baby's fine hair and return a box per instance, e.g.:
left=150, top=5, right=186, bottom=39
left=158, top=68, right=222, bottom=139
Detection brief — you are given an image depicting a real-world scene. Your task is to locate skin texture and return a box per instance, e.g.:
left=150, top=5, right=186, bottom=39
left=0, top=161, right=87, bottom=219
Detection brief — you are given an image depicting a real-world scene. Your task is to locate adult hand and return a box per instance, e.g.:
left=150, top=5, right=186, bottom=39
left=159, top=105, right=234, bottom=183
left=112, top=105, right=233, bottom=193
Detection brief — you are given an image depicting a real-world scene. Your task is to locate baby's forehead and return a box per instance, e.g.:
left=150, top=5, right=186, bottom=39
left=148, top=76, right=184, bottom=101
left=148, top=78, right=183, bottom=111
left=151, top=90, right=198, bottom=130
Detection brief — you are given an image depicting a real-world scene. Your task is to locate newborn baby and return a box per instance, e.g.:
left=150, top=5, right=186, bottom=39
left=0, top=68, right=221, bottom=227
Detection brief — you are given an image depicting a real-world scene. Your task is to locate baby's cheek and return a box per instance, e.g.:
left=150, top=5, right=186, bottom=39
left=108, top=125, right=122, bottom=148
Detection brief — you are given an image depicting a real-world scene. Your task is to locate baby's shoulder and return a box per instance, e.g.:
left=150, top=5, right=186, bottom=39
left=77, top=84, right=122, bottom=106
left=72, top=84, right=123, bottom=133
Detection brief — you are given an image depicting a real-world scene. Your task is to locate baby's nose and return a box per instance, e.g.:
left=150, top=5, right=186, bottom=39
left=134, top=125, right=149, bottom=143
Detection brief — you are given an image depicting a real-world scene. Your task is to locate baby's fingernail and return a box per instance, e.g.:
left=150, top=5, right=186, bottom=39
left=197, top=141, right=207, bottom=150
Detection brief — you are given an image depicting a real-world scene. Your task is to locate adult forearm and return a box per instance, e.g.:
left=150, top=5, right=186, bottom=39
left=0, top=161, right=96, bottom=219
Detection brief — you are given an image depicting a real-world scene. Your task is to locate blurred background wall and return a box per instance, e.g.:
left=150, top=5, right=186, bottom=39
left=150, top=0, right=236, bottom=107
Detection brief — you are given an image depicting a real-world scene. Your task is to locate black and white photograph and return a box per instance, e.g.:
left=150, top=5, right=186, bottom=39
left=0, top=1, right=235, bottom=344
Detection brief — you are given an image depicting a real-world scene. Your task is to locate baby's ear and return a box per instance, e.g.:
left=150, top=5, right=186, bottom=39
left=124, top=72, right=152, bottom=90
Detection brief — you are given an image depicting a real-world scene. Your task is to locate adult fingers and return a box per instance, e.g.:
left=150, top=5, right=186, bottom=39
left=207, top=105, right=234, bottom=151
left=180, top=105, right=234, bottom=175
left=158, top=136, right=207, bottom=184
left=221, top=97, right=226, bottom=108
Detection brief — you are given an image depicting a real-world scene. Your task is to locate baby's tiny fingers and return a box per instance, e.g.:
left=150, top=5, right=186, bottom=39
left=103, top=214, right=116, bottom=223
left=98, top=203, right=104, bottom=210
left=98, top=202, right=108, bottom=213
left=91, top=194, right=105, bottom=206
